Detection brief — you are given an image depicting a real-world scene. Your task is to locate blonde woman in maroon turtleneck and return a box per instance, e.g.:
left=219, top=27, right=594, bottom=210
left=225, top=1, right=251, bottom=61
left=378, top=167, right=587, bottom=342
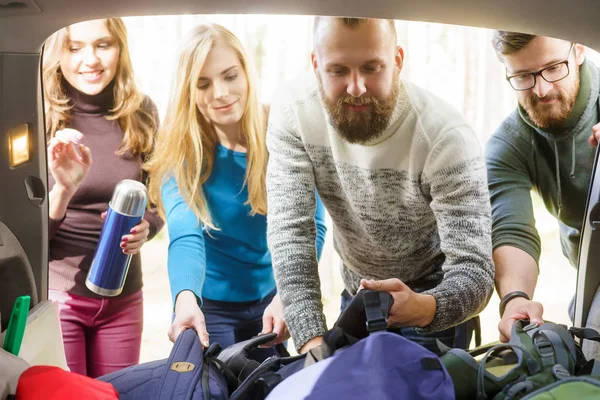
left=42, top=18, right=163, bottom=377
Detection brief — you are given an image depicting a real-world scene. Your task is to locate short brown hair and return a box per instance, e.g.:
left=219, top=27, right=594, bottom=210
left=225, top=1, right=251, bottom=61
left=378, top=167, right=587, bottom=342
left=313, top=17, right=396, bottom=44
left=492, top=31, right=537, bottom=56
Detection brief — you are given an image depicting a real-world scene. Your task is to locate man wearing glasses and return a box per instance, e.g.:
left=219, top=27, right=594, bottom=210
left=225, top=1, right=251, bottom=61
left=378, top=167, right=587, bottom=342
left=487, top=32, right=600, bottom=357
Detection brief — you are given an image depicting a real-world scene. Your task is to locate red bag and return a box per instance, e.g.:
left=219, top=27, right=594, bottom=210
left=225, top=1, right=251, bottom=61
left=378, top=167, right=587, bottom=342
left=16, top=365, right=118, bottom=400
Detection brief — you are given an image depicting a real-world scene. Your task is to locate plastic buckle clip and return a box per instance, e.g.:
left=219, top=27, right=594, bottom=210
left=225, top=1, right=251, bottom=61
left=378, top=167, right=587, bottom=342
left=366, top=317, right=388, bottom=333
left=523, top=322, right=539, bottom=332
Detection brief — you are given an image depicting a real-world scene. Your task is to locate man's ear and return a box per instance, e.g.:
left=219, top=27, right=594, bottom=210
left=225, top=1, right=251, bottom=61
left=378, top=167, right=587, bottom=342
left=311, top=52, right=318, bottom=73
left=574, top=43, right=586, bottom=66
left=395, top=46, right=405, bottom=73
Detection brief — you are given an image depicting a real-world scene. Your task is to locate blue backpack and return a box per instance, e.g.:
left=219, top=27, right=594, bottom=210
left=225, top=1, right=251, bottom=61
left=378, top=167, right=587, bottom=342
left=265, top=331, right=455, bottom=400
left=229, top=290, right=456, bottom=400
left=98, top=328, right=233, bottom=400
left=99, top=290, right=455, bottom=400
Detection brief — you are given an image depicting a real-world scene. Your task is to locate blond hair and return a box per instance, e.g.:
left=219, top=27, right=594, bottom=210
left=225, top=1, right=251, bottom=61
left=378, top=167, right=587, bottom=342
left=42, top=18, right=155, bottom=156
left=146, top=24, right=267, bottom=229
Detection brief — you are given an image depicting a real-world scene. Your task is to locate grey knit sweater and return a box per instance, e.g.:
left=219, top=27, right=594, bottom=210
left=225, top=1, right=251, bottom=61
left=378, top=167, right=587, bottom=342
left=266, top=74, right=495, bottom=350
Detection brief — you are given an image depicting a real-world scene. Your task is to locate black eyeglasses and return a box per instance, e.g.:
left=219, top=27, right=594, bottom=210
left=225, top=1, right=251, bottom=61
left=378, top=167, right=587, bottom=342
left=506, top=43, right=574, bottom=91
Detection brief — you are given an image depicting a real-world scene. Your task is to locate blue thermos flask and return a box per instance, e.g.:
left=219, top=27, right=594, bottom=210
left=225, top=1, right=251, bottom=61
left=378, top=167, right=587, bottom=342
left=86, top=179, right=148, bottom=296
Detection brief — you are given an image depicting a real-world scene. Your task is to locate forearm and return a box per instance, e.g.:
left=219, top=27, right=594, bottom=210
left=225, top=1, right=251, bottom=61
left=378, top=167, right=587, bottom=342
left=167, top=235, right=206, bottom=309
left=421, top=267, right=493, bottom=332
left=423, top=146, right=495, bottom=331
left=266, top=118, right=326, bottom=350
left=174, top=289, right=200, bottom=313
left=48, top=184, right=73, bottom=221
left=273, top=256, right=327, bottom=350
left=48, top=185, right=74, bottom=238
left=267, top=183, right=327, bottom=349
left=162, top=176, right=206, bottom=308
left=493, top=245, right=538, bottom=299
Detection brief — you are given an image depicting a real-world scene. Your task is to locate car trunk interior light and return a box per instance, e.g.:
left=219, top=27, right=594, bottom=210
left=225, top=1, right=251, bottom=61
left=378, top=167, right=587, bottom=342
left=8, top=123, right=30, bottom=167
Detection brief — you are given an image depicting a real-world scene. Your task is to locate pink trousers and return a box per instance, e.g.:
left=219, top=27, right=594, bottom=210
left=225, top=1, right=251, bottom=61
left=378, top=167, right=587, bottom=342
left=49, top=289, right=144, bottom=378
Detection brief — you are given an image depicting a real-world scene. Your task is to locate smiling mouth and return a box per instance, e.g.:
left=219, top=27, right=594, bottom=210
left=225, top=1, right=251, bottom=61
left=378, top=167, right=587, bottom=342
left=80, top=71, right=103, bottom=80
left=213, top=100, right=237, bottom=110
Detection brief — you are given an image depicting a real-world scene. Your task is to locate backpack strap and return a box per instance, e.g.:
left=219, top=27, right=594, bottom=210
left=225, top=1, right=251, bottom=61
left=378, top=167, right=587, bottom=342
left=476, top=343, right=541, bottom=400
left=275, top=343, right=291, bottom=357
left=364, top=290, right=393, bottom=334
left=228, top=354, right=305, bottom=400
left=577, top=358, right=600, bottom=377
left=157, top=329, right=204, bottom=400
left=510, top=321, right=580, bottom=374
left=202, top=358, right=211, bottom=400
left=204, top=343, right=241, bottom=396
left=569, top=326, right=600, bottom=344
left=525, top=325, right=574, bottom=372
left=569, top=326, right=600, bottom=374
left=216, top=332, right=277, bottom=381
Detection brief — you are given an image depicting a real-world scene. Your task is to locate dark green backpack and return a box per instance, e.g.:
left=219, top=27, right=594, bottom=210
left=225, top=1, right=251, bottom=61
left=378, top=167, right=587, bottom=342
left=440, top=320, right=600, bottom=400
left=518, top=376, right=600, bottom=399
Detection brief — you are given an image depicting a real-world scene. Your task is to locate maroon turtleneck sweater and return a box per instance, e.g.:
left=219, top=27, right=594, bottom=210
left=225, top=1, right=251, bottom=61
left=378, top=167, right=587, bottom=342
left=48, top=79, right=164, bottom=298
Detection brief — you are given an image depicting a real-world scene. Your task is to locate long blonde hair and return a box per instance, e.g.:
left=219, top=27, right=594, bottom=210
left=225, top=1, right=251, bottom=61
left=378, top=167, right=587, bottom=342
left=146, top=24, right=267, bottom=229
left=42, top=18, right=155, bottom=156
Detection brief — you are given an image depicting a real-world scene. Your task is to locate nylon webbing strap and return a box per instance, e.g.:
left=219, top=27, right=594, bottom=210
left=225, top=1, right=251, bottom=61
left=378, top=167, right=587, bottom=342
left=538, top=330, right=572, bottom=371
left=364, top=291, right=389, bottom=334
left=570, top=327, right=600, bottom=343
left=531, top=333, right=555, bottom=368
left=525, top=325, right=571, bottom=371
left=158, top=329, right=204, bottom=400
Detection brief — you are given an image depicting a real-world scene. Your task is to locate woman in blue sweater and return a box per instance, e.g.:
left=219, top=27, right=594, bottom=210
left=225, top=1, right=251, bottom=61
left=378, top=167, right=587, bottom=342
left=147, top=24, right=326, bottom=357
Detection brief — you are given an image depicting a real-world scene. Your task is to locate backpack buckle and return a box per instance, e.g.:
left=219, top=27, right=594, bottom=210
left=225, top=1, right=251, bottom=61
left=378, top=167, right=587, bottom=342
left=523, top=322, right=539, bottom=332
left=366, top=317, right=388, bottom=333
left=364, top=291, right=388, bottom=333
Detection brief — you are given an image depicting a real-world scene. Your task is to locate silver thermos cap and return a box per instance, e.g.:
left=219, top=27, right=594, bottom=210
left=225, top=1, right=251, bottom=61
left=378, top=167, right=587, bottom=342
left=109, top=179, right=148, bottom=217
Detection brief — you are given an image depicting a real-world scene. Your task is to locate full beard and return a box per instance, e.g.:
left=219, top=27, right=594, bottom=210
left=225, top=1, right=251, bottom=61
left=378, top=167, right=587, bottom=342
left=319, top=73, right=400, bottom=144
left=520, top=70, right=580, bottom=130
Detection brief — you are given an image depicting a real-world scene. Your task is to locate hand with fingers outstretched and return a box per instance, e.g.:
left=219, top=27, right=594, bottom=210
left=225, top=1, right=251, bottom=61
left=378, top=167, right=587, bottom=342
left=48, top=129, right=92, bottom=221
left=169, top=290, right=210, bottom=348
left=259, top=294, right=291, bottom=348
left=360, top=278, right=437, bottom=329
left=48, top=128, right=92, bottom=196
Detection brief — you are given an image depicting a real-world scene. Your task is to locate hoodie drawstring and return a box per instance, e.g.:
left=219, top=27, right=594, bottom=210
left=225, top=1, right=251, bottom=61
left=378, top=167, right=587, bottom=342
left=553, top=137, right=577, bottom=219
left=553, top=141, right=563, bottom=218
left=570, top=137, right=577, bottom=179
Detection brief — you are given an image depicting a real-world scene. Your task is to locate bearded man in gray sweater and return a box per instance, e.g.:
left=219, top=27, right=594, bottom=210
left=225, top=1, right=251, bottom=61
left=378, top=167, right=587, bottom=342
left=265, top=17, right=495, bottom=354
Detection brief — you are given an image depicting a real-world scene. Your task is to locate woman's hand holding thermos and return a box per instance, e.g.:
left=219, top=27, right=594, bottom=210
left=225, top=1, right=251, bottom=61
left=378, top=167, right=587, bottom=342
left=101, top=212, right=151, bottom=255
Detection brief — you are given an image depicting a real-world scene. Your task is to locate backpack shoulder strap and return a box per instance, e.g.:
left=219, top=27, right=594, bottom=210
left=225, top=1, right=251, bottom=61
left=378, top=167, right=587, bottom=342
left=364, top=290, right=393, bottom=334
left=216, top=332, right=277, bottom=381
left=524, top=324, right=576, bottom=372
left=569, top=326, right=600, bottom=344
left=158, top=329, right=204, bottom=400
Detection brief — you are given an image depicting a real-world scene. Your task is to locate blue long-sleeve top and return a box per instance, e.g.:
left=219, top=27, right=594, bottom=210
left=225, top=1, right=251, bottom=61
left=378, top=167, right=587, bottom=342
left=163, top=143, right=327, bottom=307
